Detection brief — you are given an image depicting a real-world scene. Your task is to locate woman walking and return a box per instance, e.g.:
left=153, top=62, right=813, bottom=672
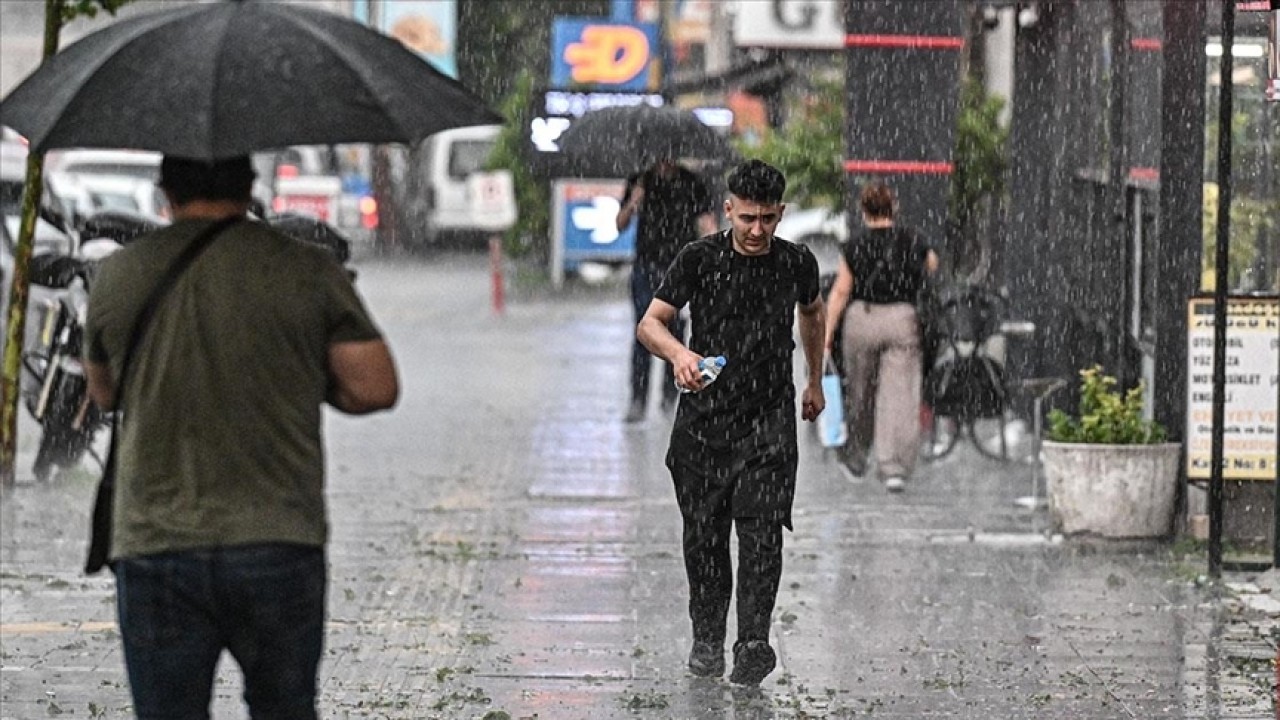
left=823, top=182, right=939, bottom=492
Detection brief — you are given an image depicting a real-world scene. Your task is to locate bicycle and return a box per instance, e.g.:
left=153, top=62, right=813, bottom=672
left=919, top=285, right=1028, bottom=463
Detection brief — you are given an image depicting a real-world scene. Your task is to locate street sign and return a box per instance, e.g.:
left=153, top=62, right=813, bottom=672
left=466, top=171, right=517, bottom=232
left=1185, top=296, right=1280, bottom=481
left=549, top=179, right=637, bottom=287
left=734, top=0, right=843, bottom=49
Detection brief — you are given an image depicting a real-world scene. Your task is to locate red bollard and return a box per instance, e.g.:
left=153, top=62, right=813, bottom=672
left=489, top=235, right=505, bottom=316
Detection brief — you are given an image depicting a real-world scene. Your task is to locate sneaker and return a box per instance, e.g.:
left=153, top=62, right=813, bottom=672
left=728, top=640, right=776, bottom=686
left=884, top=476, right=906, bottom=493
left=687, top=640, right=725, bottom=677
left=623, top=402, right=645, bottom=424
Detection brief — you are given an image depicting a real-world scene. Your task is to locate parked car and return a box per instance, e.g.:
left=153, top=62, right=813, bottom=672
left=254, top=144, right=375, bottom=247
left=394, top=124, right=502, bottom=248
left=776, top=207, right=847, bottom=279
left=46, top=170, right=169, bottom=223
left=44, top=148, right=162, bottom=182
left=1, top=137, right=77, bottom=356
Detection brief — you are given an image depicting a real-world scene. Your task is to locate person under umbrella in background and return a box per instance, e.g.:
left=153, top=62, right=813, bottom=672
left=637, top=159, right=826, bottom=686
left=823, top=181, right=940, bottom=493
left=84, top=156, right=398, bottom=717
left=617, top=156, right=718, bottom=423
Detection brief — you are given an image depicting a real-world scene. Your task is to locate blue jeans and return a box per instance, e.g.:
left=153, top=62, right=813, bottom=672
left=631, top=263, right=684, bottom=408
left=115, top=543, right=326, bottom=720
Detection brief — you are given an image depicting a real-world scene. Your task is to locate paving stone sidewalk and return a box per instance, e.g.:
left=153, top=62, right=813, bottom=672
left=1, top=253, right=1275, bottom=719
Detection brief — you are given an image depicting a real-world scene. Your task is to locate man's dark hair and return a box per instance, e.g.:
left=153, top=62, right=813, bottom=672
left=158, top=155, right=255, bottom=207
left=726, top=159, right=785, bottom=204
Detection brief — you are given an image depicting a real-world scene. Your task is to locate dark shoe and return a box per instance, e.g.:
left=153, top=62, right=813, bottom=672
left=835, top=448, right=866, bottom=479
left=728, top=640, right=776, bottom=686
left=623, top=402, right=645, bottom=423
left=687, top=640, right=725, bottom=677
left=837, top=456, right=866, bottom=482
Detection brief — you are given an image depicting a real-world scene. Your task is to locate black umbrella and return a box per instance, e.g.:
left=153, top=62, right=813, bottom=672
left=557, top=104, right=738, bottom=177
left=267, top=212, right=351, bottom=265
left=0, top=1, right=501, bottom=159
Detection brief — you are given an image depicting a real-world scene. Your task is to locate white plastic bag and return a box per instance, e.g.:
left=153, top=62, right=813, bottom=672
left=817, top=356, right=846, bottom=448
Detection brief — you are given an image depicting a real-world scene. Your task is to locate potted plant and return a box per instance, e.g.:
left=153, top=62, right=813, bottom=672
left=1042, top=366, right=1182, bottom=538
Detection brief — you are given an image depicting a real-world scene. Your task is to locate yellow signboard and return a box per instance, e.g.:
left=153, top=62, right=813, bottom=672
left=1185, top=296, right=1280, bottom=480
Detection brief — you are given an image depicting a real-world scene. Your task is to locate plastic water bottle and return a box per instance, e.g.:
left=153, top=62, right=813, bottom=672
left=677, top=356, right=726, bottom=394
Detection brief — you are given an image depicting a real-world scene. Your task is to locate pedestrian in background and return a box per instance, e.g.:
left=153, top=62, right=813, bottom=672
left=617, top=156, right=718, bottom=423
left=637, top=159, right=826, bottom=686
left=84, top=156, right=399, bottom=717
left=823, top=181, right=939, bottom=493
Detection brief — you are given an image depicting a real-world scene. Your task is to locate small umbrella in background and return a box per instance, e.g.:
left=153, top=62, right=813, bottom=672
left=557, top=104, right=739, bottom=177
left=268, top=212, right=351, bottom=266
left=0, top=1, right=501, bottom=158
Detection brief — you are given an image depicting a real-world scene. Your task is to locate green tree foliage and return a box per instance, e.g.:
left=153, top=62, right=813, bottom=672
left=948, top=78, right=1007, bottom=230
left=486, top=70, right=547, bottom=258
left=745, top=75, right=845, bottom=211
left=457, top=0, right=610, bottom=109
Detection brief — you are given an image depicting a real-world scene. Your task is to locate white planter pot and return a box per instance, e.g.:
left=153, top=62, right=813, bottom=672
left=1042, top=441, right=1182, bottom=538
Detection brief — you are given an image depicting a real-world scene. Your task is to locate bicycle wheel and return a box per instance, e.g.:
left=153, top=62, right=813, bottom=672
left=920, top=412, right=960, bottom=461
left=968, top=415, right=1011, bottom=461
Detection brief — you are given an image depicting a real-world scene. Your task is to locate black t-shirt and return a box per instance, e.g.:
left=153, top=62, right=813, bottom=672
left=842, top=226, right=930, bottom=304
left=655, top=230, right=821, bottom=445
left=622, top=167, right=714, bottom=269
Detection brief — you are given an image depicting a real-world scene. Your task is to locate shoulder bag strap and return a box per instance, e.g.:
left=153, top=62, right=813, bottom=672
left=84, top=216, right=239, bottom=574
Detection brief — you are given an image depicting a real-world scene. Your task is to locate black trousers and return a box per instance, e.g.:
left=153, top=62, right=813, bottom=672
left=679, top=504, right=784, bottom=647
left=630, top=263, right=684, bottom=407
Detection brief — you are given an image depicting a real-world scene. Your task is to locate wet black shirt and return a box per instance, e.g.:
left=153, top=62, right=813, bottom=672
left=842, top=226, right=930, bottom=304
left=655, top=230, right=821, bottom=447
left=622, top=167, right=714, bottom=270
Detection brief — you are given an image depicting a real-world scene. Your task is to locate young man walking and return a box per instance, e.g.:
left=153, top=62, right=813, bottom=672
left=637, top=159, right=826, bottom=685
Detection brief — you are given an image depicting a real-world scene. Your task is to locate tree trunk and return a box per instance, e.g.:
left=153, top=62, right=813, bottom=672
left=0, top=0, right=63, bottom=487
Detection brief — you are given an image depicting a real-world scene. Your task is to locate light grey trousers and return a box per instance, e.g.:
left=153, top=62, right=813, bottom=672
left=840, top=300, right=922, bottom=479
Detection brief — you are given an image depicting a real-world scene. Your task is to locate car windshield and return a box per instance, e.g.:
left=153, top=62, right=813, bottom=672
left=448, top=140, right=495, bottom=179
left=0, top=180, right=22, bottom=216
left=87, top=190, right=140, bottom=213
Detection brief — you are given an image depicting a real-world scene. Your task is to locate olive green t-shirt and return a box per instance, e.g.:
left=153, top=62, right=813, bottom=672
left=85, top=218, right=382, bottom=560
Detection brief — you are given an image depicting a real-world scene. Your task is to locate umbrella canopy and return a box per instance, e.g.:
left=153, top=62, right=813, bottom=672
left=0, top=1, right=501, bottom=159
left=557, top=104, right=738, bottom=177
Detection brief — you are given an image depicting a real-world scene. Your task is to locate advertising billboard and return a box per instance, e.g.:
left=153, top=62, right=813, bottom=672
left=550, top=179, right=637, bottom=286
left=381, top=0, right=457, bottom=79
left=551, top=18, right=659, bottom=91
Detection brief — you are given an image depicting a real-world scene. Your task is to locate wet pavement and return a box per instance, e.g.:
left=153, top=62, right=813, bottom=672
left=1, top=252, right=1276, bottom=719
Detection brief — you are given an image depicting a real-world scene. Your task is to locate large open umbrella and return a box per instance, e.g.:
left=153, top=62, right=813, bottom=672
left=557, top=104, right=738, bottom=177
left=0, top=1, right=501, bottom=159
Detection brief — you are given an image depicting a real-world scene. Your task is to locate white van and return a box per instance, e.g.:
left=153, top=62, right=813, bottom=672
left=395, top=124, right=502, bottom=247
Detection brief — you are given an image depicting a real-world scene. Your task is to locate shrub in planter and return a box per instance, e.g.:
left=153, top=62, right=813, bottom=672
left=1043, top=366, right=1181, bottom=538
left=1047, top=366, right=1167, bottom=445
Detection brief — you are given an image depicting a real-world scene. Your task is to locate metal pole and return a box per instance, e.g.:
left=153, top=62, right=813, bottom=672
left=1109, top=0, right=1131, bottom=386
left=1209, top=0, right=1235, bottom=579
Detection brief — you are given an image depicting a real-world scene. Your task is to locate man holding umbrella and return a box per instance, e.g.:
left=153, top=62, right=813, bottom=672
left=0, top=2, right=499, bottom=713
left=83, top=155, right=399, bottom=716
left=616, top=156, right=718, bottom=423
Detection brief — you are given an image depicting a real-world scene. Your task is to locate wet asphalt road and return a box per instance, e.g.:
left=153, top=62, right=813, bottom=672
left=0, top=251, right=1274, bottom=719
